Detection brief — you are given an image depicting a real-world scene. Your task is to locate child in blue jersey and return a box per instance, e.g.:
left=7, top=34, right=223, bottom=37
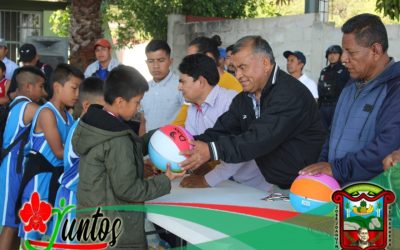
left=0, top=66, right=45, bottom=250
left=54, top=77, right=104, bottom=243
left=17, top=63, right=83, bottom=242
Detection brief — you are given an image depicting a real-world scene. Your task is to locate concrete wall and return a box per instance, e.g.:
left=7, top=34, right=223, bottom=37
left=168, top=13, right=400, bottom=82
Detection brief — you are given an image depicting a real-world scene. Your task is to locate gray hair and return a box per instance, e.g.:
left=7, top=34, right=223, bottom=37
left=232, top=35, right=275, bottom=65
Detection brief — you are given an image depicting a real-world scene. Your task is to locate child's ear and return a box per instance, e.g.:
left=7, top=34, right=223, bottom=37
left=25, top=82, right=33, bottom=93
left=114, top=97, right=124, bottom=107
left=52, top=81, right=62, bottom=93
left=82, top=100, right=90, bottom=113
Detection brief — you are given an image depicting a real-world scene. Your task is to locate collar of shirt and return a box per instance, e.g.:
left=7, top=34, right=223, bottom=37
left=149, top=71, right=173, bottom=88
left=96, top=58, right=118, bottom=71
left=246, top=65, right=278, bottom=118
left=247, top=93, right=260, bottom=119
left=196, top=85, right=222, bottom=114
left=11, top=95, right=32, bottom=104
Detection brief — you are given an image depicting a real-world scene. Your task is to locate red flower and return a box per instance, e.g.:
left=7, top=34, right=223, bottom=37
left=19, top=192, right=52, bottom=234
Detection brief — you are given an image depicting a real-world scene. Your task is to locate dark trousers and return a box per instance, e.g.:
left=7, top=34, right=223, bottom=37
left=319, top=104, right=337, bottom=132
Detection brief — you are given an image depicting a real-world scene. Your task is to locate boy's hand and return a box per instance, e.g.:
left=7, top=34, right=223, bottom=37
left=299, top=162, right=333, bottom=176
left=180, top=175, right=209, bottom=188
left=144, top=159, right=161, bottom=178
left=165, top=164, right=186, bottom=181
left=383, top=149, right=400, bottom=171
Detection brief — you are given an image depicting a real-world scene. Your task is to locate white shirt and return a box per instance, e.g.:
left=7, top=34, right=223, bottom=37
left=141, top=71, right=184, bottom=131
left=2, top=57, right=18, bottom=80
left=299, top=73, right=318, bottom=98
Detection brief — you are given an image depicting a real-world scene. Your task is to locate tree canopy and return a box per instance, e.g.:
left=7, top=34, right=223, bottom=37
left=50, top=0, right=400, bottom=48
left=51, top=0, right=282, bottom=47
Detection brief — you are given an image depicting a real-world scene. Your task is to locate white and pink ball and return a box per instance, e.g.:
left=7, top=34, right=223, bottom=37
left=148, top=125, right=194, bottom=172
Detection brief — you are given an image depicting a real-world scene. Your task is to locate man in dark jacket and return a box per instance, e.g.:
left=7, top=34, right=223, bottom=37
left=7, top=43, right=53, bottom=101
left=318, top=45, right=350, bottom=130
left=300, top=13, right=400, bottom=185
left=180, top=35, right=326, bottom=189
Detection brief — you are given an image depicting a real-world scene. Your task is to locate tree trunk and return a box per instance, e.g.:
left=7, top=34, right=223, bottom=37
left=69, top=0, right=103, bottom=71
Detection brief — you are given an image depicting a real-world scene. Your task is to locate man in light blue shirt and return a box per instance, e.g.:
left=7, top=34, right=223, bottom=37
left=178, top=53, right=272, bottom=192
left=139, top=40, right=184, bottom=134
left=0, top=38, right=18, bottom=80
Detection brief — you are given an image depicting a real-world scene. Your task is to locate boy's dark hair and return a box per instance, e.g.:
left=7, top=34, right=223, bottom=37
left=189, top=35, right=221, bottom=62
left=52, top=63, right=84, bottom=86
left=104, top=65, right=149, bottom=104
left=226, top=44, right=234, bottom=53
left=341, top=13, right=388, bottom=52
left=145, top=39, right=171, bottom=55
left=79, top=77, right=104, bottom=102
left=0, top=60, right=5, bottom=74
left=15, top=66, right=46, bottom=89
left=179, top=53, right=220, bottom=86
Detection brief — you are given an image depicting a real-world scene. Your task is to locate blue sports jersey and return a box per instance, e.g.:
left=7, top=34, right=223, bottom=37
left=20, top=101, right=74, bottom=239
left=60, top=119, right=80, bottom=193
left=0, top=96, right=32, bottom=227
left=52, top=119, right=80, bottom=243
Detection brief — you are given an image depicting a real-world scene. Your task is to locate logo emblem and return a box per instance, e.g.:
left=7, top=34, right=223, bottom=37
left=332, top=183, right=395, bottom=249
left=19, top=192, right=120, bottom=249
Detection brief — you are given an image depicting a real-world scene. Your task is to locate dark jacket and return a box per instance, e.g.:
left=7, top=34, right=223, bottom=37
left=320, top=61, right=400, bottom=184
left=72, top=105, right=170, bottom=249
left=196, top=66, right=326, bottom=189
left=318, top=62, right=350, bottom=105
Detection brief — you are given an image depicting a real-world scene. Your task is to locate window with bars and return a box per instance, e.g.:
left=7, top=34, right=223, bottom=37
left=0, top=10, right=42, bottom=62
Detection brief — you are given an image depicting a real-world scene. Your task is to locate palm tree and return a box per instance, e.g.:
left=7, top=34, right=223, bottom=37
left=69, top=0, right=103, bottom=71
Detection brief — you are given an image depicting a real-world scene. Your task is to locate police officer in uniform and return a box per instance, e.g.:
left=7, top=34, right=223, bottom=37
left=318, top=45, right=350, bottom=131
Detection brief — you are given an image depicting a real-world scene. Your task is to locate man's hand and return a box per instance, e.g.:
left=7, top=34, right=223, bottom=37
left=179, top=140, right=211, bottom=171
left=180, top=175, right=210, bottom=188
left=299, top=162, right=333, bottom=176
left=165, top=164, right=186, bottom=181
left=383, top=149, right=400, bottom=171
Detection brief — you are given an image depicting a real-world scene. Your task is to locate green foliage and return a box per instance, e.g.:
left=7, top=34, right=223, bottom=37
left=53, top=0, right=399, bottom=48
left=49, top=6, right=71, bottom=37
left=49, top=1, right=286, bottom=46
left=330, top=0, right=400, bottom=27
left=102, top=0, right=283, bottom=47
left=376, top=0, right=400, bottom=21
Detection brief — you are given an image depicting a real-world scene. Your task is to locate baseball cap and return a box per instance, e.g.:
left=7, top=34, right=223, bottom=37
left=0, top=38, right=7, bottom=48
left=218, top=47, right=226, bottom=59
left=283, top=50, right=306, bottom=65
left=94, top=38, right=111, bottom=50
left=19, top=43, right=37, bottom=62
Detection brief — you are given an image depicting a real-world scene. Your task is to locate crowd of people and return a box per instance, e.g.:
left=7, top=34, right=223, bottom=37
left=0, top=13, right=399, bottom=249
